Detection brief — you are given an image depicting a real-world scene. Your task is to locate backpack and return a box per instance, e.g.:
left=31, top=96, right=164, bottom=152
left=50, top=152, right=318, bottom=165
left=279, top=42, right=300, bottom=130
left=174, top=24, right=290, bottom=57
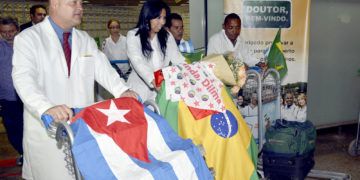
left=263, top=119, right=316, bottom=155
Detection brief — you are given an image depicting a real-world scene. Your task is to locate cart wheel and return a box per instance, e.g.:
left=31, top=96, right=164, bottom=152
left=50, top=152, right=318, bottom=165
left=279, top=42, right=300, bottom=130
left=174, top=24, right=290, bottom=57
left=348, top=139, right=360, bottom=156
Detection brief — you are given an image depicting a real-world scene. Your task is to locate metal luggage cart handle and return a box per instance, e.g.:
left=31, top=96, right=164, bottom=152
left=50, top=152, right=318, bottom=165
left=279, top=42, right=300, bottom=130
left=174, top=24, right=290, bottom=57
left=41, top=114, right=82, bottom=180
left=143, top=100, right=160, bottom=115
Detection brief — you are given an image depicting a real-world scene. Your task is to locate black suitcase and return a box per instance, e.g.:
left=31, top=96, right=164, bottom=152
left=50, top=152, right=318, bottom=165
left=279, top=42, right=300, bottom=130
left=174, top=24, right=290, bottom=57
left=262, top=151, right=315, bottom=180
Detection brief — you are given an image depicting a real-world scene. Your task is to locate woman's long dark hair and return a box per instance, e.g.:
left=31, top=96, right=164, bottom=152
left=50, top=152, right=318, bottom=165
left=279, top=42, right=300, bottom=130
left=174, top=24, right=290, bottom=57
left=135, top=0, right=170, bottom=59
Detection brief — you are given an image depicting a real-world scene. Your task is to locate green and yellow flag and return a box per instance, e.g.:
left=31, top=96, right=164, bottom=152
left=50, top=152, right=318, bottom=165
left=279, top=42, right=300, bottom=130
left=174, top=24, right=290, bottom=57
left=267, top=28, right=288, bottom=79
left=157, top=83, right=259, bottom=180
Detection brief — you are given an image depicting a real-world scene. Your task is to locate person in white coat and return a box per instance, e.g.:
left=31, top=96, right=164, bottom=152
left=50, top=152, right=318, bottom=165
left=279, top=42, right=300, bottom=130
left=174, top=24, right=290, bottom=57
left=281, top=92, right=297, bottom=121
left=12, top=0, right=137, bottom=179
left=127, top=0, right=185, bottom=101
left=295, top=93, right=307, bottom=122
left=207, top=13, right=260, bottom=67
left=102, top=19, right=130, bottom=77
left=165, top=13, right=194, bottom=53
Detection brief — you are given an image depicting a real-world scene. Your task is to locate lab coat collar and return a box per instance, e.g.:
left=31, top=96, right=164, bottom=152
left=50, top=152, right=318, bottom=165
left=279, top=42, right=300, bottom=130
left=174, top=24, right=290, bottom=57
left=41, top=17, right=80, bottom=77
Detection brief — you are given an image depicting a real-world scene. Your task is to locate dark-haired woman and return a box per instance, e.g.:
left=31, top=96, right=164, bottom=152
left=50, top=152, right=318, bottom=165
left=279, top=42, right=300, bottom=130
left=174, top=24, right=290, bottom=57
left=126, top=0, right=185, bottom=101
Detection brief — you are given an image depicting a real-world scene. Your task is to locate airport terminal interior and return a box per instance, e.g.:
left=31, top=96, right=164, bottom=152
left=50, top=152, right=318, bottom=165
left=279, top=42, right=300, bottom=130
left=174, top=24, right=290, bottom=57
left=1, top=0, right=360, bottom=179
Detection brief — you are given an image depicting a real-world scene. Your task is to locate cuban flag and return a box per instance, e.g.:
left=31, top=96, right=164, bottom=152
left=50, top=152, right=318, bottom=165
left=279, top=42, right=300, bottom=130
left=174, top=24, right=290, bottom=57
left=69, top=97, right=212, bottom=180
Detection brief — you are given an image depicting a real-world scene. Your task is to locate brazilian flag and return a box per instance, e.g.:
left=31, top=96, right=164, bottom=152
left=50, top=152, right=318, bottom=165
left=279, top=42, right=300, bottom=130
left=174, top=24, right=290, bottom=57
left=156, top=82, right=259, bottom=180
left=267, top=29, right=288, bottom=79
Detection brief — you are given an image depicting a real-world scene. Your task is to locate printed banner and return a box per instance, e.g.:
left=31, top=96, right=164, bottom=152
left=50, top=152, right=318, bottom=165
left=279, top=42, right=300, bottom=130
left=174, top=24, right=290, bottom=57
left=225, top=0, right=310, bottom=143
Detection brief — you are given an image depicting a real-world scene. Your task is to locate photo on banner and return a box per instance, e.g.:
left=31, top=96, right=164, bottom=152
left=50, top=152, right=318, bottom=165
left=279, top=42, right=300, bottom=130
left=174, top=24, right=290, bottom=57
left=225, top=0, right=311, bottom=143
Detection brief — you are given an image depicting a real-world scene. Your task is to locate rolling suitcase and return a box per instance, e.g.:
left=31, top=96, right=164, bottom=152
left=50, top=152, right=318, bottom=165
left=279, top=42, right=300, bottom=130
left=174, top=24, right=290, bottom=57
left=262, top=119, right=316, bottom=180
left=262, top=150, right=314, bottom=180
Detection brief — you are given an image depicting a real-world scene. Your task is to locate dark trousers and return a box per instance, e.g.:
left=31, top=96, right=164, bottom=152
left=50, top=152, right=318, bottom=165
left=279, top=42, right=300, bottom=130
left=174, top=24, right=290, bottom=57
left=0, top=99, right=24, bottom=154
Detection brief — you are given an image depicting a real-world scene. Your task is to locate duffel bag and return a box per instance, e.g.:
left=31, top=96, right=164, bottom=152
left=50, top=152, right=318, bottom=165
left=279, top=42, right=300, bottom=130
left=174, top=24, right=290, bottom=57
left=263, top=119, right=316, bottom=155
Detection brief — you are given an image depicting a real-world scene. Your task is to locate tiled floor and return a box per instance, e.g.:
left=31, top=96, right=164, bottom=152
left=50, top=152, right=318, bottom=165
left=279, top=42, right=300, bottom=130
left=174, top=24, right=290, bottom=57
left=312, top=124, right=360, bottom=179
left=1, top=122, right=359, bottom=179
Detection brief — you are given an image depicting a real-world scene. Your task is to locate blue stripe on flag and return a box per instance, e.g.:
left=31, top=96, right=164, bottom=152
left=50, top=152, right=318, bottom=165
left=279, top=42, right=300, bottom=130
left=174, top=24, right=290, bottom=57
left=71, top=119, right=117, bottom=180
left=130, top=153, right=178, bottom=179
left=144, top=108, right=213, bottom=180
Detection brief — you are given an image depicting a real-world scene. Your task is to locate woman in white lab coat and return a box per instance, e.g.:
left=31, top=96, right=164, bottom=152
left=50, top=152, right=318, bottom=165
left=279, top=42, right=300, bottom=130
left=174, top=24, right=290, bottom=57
left=127, top=0, right=185, bottom=101
left=102, top=19, right=130, bottom=77
left=295, top=93, right=307, bottom=122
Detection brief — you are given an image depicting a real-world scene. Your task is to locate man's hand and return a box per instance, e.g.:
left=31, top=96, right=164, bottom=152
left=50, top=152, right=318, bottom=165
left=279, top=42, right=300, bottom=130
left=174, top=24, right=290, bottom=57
left=120, top=89, right=139, bottom=99
left=44, top=105, right=73, bottom=123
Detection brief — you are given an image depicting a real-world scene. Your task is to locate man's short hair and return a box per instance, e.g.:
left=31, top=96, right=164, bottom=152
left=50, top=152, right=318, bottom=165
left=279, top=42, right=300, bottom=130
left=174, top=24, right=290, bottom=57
left=30, top=4, right=47, bottom=15
left=223, top=13, right=241, bottom=25
left=165, top=13, right=183, bottom=28
left=0, top=17, right=19, bottom=30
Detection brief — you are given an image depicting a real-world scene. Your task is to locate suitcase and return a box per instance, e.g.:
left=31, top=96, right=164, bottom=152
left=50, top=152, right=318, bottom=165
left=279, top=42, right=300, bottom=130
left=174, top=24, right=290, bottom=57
left=262, top=150, right=315, bottom=180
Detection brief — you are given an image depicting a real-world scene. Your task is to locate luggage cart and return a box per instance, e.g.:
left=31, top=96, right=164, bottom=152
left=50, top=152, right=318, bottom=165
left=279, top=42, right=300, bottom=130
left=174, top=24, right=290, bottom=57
left=242, top=68, right=351, bottom=180
left=242, top=68, right=281, bottom=150
left=348, top=111, right=360, bottom=156
left=109, top=60, right=132, bottom=80
left=43, top=100, right=161, bottom=180
left=96, top=60, right=131, bottom=102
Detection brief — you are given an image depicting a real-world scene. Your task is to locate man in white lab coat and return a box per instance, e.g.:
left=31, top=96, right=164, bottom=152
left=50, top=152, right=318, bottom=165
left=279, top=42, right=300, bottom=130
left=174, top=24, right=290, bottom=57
left=165, top=13, right=194, bottom=53
left=12, top=0, right=137, bottom=179
left=207, top=13, right=259, bottom=67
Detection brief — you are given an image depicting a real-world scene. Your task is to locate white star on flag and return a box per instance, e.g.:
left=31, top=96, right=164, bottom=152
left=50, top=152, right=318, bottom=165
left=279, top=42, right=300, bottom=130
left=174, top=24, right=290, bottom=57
left=97, top=100, right=130, bottom=126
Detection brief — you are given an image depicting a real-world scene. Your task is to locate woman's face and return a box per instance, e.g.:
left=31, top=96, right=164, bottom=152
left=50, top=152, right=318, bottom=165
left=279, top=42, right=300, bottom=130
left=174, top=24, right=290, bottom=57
left=237, top=96, right=244, bottom=105
left=298, top=96, right=306, bottom=107
left=150, top=8, right=166, bottom=34
left=108, top=21, right=120, bottom=36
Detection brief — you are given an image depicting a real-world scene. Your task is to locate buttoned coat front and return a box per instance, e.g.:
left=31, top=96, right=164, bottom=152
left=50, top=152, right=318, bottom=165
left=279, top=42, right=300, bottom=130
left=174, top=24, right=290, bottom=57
left=12, top=17, right=128, bottom=180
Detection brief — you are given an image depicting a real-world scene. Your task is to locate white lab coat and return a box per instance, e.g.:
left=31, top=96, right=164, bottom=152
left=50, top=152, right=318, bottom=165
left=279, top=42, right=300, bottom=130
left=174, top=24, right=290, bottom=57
left=207, top=30, right=259, bottom=66
left=12, top=17, right=129, bottom=180
left=295, top=106, right=307, bottom=122
left=102, top=35, right=130, bottom=73
left=126, top=28, right=185, bottom=101
left=281, top=104, right=298, bottom=121
left=242, top=105, right=258, bottom=117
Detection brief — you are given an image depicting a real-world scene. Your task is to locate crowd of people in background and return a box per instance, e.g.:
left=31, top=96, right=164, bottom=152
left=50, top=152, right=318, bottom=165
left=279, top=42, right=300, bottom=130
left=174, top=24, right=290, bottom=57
left=235, top=90, right=307, bottom=122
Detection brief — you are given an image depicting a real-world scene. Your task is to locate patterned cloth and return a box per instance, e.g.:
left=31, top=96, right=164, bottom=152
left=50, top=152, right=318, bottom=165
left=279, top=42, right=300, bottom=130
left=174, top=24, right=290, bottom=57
left=162, top=62, right=225, bottom=112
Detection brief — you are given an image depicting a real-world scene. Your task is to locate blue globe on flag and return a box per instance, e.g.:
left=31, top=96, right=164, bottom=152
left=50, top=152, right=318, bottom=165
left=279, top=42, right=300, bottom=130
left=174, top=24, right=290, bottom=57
left=210, top=110, right=238, bottom=138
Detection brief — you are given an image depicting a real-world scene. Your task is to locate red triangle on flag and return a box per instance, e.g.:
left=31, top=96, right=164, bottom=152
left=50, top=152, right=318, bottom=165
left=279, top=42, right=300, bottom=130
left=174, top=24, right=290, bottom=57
left=187, top=106, right=218, bottom=120
left=72, top=97, right=150, bottom=162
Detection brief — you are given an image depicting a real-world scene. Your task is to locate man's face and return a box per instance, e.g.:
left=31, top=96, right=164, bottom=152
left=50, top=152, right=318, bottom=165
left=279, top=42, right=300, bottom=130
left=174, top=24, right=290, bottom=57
left=223, top=18, right=241, bottom=43
left=169, top=19, right=184, bottom=42
left=53, top=0, right=83, bottom=30
left=0, top=24, right=18, bottom=43
left=31, top=7, right=47, bottom=24
left=285, top=93, right=294, bottom=106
